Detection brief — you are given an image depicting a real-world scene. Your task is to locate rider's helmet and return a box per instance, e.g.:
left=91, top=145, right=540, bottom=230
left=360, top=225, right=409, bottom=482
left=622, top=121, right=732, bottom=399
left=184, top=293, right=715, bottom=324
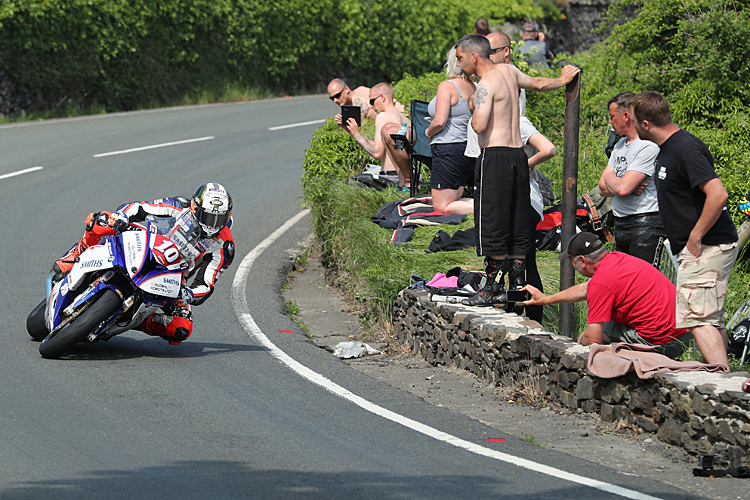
left=191, top=182, right=232, bottom=237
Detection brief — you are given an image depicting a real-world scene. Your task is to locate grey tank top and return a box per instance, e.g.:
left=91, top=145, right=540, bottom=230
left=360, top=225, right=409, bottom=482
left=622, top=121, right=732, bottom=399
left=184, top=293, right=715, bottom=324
left=427, top=80, right=472, bottom=144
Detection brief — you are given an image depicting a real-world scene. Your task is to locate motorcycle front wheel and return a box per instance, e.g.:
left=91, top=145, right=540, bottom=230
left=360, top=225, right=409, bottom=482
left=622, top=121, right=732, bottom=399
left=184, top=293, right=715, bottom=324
left=27, top=299, right=49, bottom=341
left=40, top=288, right=121, bottom=359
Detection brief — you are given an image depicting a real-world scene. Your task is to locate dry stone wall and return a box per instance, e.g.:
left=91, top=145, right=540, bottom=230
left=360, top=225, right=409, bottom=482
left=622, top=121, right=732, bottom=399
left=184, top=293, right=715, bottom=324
left=393, top=287, right=750, bottom=468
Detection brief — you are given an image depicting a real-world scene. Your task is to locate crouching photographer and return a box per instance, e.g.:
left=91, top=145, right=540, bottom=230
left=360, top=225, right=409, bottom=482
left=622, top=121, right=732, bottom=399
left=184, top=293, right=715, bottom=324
left=522, top=232, right=703, bottom=359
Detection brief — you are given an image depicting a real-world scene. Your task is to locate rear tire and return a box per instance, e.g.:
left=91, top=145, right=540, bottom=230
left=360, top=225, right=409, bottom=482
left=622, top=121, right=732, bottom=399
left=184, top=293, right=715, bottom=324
left=39, top=289, right=121, bottom=359
left=27, top=299, right=49, bottom=341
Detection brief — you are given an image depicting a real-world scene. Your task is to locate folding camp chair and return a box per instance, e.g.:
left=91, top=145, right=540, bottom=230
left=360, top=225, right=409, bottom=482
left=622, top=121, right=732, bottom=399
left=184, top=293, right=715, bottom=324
left=391, top=99, right=433, bottom=197
left=407, top=100, right=433, bottom=196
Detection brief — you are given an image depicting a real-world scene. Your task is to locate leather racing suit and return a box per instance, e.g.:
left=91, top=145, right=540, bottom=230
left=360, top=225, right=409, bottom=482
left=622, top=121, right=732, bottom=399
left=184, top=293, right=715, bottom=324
left=54, top=197, right=235, bottom=344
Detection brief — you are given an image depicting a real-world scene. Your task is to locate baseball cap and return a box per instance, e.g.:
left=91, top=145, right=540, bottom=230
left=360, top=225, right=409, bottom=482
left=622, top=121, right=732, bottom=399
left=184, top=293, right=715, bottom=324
left=522, top=22, right=536, bottom=32
left=557, top=232, right=603, bottom=261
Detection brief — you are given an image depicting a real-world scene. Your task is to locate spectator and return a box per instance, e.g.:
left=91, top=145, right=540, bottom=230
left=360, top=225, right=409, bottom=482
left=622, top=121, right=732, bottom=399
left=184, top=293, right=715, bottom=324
left=518, top=116, right=556, bottom=322
left=336, top=83, right=412, bottom=189
left=466, top=31, right=555, bottom=320
left=523, top=232, right=695, bottom=359
left=518, top=22, right=553, bottom=69
left=598, top=92, right=666, bottom=264
left=424, top=47, right=476, bottom=214
left=328, top=78, right=376, bottom=121
left=454, top=33, right=579, bottom=306
left=328, top=78, right=405, bottom=122
left=629, top=91, right=739, bottom=367
left=474, top=18, right=490, bottom=36
left=486, top=32, right=526, bottom=116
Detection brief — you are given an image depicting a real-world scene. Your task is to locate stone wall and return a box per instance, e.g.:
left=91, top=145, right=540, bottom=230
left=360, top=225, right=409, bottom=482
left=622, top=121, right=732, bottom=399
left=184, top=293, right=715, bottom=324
left=393, top=287, right=750, bottom=468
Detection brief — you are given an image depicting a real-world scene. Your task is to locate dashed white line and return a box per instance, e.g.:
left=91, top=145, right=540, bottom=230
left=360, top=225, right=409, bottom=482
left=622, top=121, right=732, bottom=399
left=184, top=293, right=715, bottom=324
left=268, top=119, right=327, bottom=131
left=93, top=136, right=214, bottom=157
left=230, top=210, right=663, bottom=500
left=0, top=166, right=43, bottom=180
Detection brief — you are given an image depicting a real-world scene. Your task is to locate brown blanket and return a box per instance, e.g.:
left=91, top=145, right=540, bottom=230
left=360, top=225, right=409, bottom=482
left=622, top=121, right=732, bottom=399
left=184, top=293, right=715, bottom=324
left=587, top=343, right=729, bottom=379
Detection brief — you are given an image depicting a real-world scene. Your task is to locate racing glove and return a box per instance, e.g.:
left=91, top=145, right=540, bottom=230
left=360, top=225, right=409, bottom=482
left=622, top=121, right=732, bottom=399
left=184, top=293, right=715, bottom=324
left=179, top=287, right=194, bottom=305
left=108, top=211, right=130, bottom=233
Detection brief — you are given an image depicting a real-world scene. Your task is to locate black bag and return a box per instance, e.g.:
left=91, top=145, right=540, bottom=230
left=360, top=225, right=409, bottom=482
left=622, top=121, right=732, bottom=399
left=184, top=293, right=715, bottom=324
left=532, top=168, right=555, bottom=206
left=427, top=228, right=476, bottom=252
left=348, top=172, right=397, bottom=190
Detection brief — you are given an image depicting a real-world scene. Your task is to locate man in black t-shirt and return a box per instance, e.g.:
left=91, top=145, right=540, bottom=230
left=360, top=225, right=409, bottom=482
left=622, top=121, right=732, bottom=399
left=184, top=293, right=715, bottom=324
left=629, top=91, right=737, bottom=368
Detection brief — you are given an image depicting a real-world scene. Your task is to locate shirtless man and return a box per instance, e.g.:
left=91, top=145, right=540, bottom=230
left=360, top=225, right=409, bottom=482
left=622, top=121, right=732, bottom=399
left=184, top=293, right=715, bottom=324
left=328, top=78, right=405, bottom=122
left=336, top=82, right=412, bottom=188
left=454, top=33, right=580, bottom=306
left=327, top=78, right=377, bottom=121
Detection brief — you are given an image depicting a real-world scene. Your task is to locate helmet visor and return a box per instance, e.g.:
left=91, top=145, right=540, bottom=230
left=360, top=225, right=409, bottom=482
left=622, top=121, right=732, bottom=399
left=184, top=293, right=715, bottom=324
left=193, top=205, right=230, bottom=234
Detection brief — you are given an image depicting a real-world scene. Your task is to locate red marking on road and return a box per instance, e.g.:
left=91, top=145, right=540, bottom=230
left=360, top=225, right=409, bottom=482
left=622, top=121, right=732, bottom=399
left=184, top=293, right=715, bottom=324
left=486, top=438, right=506, bottom=442
left=278, top=330, right=293, bottom=333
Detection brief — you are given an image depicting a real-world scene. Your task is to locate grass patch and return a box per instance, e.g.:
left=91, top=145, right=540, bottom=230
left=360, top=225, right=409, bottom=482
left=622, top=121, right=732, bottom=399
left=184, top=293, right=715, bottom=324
left=524, top=434, right=547, bottom=448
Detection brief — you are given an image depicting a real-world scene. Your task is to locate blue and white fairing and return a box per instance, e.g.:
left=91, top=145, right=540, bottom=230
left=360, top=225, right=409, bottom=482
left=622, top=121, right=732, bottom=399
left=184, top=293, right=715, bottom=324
left=120, top=230, right=184, bottom=298
left=45, top=225, right=185, bottom=332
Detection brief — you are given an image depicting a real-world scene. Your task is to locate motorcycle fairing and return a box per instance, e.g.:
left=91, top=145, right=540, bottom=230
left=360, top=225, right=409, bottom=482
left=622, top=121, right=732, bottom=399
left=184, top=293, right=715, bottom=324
left=122, top=230, right=149, bottom=279
left=68, top=242, right=116, bottom=290
left=133, top=270, right=182, bottom=298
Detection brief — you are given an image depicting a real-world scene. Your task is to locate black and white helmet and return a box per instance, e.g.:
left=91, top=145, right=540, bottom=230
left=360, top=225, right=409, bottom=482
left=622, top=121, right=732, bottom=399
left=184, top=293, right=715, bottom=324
left=191, top=183, right=232, bottom=237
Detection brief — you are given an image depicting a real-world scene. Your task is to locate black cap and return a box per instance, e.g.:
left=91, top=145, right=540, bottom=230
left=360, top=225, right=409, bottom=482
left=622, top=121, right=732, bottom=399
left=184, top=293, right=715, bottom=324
left=558, top=232, right=603, bottom=261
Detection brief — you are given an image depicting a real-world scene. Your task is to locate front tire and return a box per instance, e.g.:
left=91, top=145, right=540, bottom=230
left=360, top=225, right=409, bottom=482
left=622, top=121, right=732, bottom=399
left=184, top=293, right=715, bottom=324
left=39, top=289, right=121, bottom=359
left=27, top=299, right=49, bottom=341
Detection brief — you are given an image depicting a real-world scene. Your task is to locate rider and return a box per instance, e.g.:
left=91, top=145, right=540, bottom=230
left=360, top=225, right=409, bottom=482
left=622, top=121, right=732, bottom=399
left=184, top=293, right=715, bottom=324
left=52, top=182, right=235, bottom=345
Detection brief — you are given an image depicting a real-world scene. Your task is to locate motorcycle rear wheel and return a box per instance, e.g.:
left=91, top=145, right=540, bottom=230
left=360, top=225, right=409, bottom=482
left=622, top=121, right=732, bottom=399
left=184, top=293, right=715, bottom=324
left=27, top=299, right=49, bottom=341
left=39, top=289, right=121, bottom=359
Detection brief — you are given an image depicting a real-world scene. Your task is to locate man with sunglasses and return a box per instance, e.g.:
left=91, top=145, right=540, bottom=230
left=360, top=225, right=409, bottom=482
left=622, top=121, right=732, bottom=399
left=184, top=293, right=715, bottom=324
left=335, top=82, right=412, bottom=189
left=328, top=78, right=405, bottom=122
left=327, top=78, right=377, bottom=121
left=486, top=31, right=525, bottom=116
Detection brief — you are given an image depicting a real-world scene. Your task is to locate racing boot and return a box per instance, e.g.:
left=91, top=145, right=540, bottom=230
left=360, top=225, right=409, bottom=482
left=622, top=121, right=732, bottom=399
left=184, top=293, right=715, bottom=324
left=52, top=212, right=117, bottom=275
left=462, top=257, right=509, bottom=306
left=506, top=258, right=528, bottom=313
left=138, top=300, right=193, bottom=345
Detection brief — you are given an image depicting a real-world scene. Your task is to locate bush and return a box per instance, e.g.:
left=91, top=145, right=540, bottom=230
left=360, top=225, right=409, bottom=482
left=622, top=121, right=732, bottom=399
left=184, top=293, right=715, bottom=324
left=302, top=1, right=750, bottom=343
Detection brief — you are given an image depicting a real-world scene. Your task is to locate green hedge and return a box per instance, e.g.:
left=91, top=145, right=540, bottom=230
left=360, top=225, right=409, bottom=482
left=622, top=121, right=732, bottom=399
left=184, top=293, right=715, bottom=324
left=0, top=0, right=543, bottom=113
left=301, top=0, right=750, bottom=347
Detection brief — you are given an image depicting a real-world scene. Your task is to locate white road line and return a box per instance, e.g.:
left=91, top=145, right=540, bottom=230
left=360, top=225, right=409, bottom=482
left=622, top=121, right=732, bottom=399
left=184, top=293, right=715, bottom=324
left=230, top=210, right=663, bottom=500
left=0, top=166, right=43, bottom=180
left=268, top=119, right=327, bottom=131
left=93, top=136, right=214, bottom=157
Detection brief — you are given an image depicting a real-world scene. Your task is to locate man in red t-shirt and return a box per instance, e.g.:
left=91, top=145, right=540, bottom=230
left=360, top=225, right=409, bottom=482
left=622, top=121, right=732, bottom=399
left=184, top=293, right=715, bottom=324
left=522, top=232, right=696, bottom=359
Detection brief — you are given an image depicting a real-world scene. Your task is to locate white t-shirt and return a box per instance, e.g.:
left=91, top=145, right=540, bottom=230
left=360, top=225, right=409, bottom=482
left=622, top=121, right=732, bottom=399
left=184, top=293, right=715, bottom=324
left=607, top=137, right=660, bottom=217
left=465, top=116, right=544, bottom=218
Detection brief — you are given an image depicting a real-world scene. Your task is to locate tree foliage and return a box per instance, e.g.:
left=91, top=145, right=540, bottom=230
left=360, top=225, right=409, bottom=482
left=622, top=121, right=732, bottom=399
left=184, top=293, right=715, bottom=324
left=0, top=0, right=544, bottom=113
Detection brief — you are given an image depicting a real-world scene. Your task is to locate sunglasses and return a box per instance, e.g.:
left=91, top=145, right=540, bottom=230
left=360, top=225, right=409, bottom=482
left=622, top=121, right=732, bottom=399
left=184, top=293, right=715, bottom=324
left=329, top=90, right=344, bottom=101
left=489, top=46, right=509, bottom=55
left=369, top=93, right=385, bottom=106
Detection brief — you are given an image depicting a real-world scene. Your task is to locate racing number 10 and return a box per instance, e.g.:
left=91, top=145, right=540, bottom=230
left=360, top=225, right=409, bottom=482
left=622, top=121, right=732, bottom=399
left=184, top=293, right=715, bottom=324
left=153, top=237, right=180, bottom=266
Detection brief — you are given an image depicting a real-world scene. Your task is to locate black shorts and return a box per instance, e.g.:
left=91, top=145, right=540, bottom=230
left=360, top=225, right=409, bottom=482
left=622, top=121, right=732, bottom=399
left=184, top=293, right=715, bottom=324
left=474, top=146, right=532, bottom=256
left=429, top=142, right=474, bottom=190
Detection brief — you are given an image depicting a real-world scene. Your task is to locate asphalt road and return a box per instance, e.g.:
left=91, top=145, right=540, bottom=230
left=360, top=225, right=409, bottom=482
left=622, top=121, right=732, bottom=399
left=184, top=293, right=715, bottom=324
left=0, top=98, right=702, bottom=499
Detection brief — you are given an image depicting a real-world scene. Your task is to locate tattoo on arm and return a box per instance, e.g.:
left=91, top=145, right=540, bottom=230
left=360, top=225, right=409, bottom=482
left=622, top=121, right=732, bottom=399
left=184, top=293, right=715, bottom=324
left=353, top=97, right=369, bottom=115
left=354, top=135, right=376, bottom=157
left=474, top=85, right=488, bottom=110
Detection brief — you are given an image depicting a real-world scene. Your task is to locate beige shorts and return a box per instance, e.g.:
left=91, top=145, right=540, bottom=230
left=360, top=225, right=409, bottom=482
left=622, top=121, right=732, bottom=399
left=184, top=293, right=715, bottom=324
left=676, top=242, right=738, bottom=329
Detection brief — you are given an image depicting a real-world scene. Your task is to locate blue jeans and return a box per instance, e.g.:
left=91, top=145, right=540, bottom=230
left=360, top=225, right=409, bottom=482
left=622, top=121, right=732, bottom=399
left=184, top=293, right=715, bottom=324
left=614, top=213, right=666, bottom=265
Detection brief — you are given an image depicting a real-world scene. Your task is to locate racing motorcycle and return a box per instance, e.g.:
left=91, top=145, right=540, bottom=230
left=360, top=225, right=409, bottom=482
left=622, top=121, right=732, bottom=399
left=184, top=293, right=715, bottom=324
left=26, top=212, right=199, bottom=359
